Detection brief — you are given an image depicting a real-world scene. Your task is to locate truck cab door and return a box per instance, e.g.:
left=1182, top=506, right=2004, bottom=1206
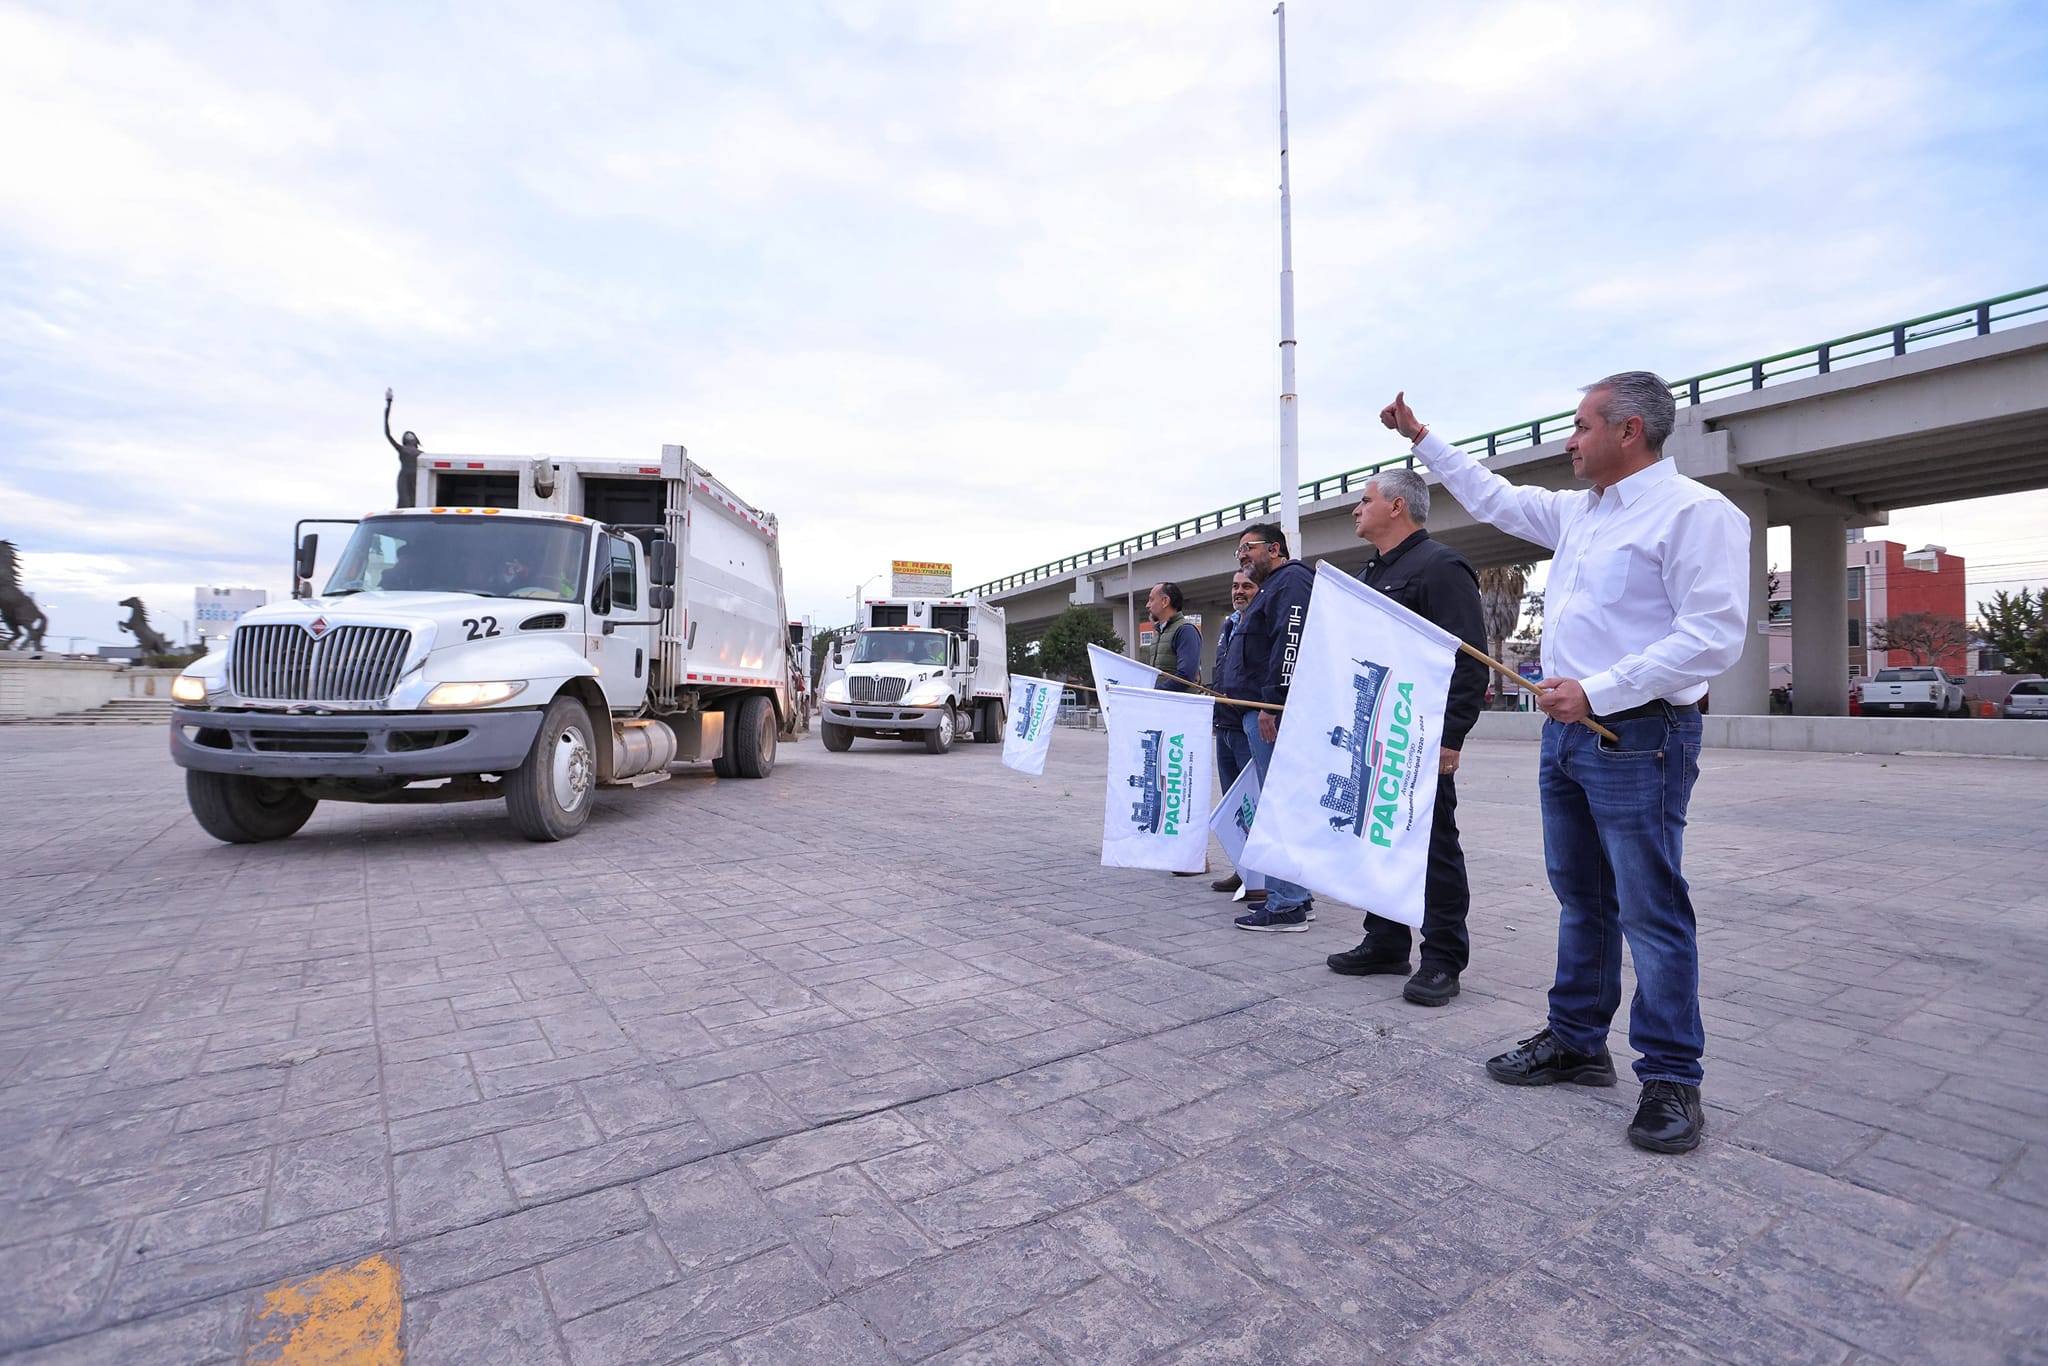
left=590, top=533, right=650, bottom=712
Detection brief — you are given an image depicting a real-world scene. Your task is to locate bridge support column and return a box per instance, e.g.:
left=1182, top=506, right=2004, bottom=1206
left=1713, top=489, right=1771, bottom=716
left=1791, top=515, right=1850, bottom=715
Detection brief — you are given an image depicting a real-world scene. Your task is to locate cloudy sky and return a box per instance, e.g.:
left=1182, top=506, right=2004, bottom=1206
left=3, top=0, right=2044, bottom=649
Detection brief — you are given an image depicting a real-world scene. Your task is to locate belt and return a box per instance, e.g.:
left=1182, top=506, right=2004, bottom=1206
left=1594, top=700, right=1698, bottom=726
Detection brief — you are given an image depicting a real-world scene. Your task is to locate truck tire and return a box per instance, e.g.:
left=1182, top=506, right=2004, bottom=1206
left=924, top=703, right=956, bottom=754
left=505, top=697, right=596, bottom=841
left=975, top=699, right=1002, bottom=743
left=731, top=695, right=776, bottom=778
left=821, top=720, right=853, bottom=752
left=710, top=702, right=739, bottom=776
left=186, top=771, right=318, bottom=844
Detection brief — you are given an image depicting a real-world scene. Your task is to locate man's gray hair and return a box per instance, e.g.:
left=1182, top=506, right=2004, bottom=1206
left=1583, top=371, right=1676, bottom=453
left=1370, top=467, right=1431, bottom=524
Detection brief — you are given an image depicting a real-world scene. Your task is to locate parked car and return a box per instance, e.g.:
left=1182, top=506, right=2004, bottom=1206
left=2003, top=678, right=2048, bottom=719
left=1859, top=666, right=1968, bottom=717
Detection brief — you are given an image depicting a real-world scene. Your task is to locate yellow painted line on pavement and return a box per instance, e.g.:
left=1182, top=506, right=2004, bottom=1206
left=247, top=1254, right=402, bottom=1365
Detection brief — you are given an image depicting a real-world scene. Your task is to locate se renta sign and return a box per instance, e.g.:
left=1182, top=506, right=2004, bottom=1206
left=891, top=560, right=952, bottom=596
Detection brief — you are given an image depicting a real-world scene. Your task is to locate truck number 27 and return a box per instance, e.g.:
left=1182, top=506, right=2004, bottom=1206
left=463, top=617, right=501, bottom=640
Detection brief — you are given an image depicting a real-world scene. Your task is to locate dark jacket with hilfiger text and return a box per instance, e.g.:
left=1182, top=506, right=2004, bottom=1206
left=1235, top=558, right=1314, bottom=709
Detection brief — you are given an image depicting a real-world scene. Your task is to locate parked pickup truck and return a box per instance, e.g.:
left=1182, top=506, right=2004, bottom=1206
left=1859, top=666, right=1968, bottom=717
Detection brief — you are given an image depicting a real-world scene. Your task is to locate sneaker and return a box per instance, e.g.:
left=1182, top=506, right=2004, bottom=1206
left=1484, top=1027, right=1617, bottom=1087
left=1210, top=873, right=1242, bottom=894
left=1234, top=905, right=1310, bottom=932
left=1327, top=939, right=1410, bottom=976
left=1402, top=966, right=1460, bottom=1006
left=1627, top=1080, right=1706, bottom=1153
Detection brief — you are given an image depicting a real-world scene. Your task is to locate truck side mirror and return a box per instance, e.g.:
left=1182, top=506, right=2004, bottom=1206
left=650, top=539, right=677, bottom=588
left=650, top=585, right=675, bottom=610
left=968, top=639, right=980, bottom=667
left=293, top=534, right=319, bottom=596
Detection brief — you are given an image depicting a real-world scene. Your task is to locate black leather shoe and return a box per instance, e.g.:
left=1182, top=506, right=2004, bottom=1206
left=1628, top=1080, right=1705, bottom=1153
left=1402, top=966, right=1460, bottom=1006
left=1326, top=939, right=1410, bottom=976
left=1485, top=1027, right=1617, bottom=1087
left=1211, top=873, right=1242, bottom=894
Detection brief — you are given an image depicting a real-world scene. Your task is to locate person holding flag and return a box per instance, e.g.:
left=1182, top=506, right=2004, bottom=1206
left=1381, top=377, right=1749, bottom=1155
left=1324, top=469, right=1488, bottom=1006
left=1231, top=523, right=1317, bottom=930
left=1210, top=571, right=1260, bottom=899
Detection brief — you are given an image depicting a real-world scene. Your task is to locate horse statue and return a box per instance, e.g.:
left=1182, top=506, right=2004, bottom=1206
left=118, top=597, right=173, bottom=656
left=0, top=540, right=48, bottom=652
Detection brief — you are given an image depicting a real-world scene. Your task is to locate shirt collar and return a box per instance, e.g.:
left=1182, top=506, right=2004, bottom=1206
left=1598, top=456, right=1677, bottom=508
left=1368, top=528, right=1431, bottom=568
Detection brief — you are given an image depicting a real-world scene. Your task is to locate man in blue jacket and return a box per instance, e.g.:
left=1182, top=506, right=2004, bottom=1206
left=1210, top=571, right=1258, bottom=896
left=1232, top=523, right=1317, bottom=930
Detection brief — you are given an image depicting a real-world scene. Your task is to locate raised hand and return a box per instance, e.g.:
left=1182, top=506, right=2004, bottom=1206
left=1379, top=391, right=1426, bottom=443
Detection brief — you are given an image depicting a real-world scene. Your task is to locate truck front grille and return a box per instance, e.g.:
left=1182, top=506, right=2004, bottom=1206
left=230, top=624, right=413, bottom=704
left=850, top=676, right=906, bottom=703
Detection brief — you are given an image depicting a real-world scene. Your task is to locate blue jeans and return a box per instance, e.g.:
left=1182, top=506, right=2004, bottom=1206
left=1540, top=708, right=1705, bottom=1085
left=1242, top=711, right=1311, bottom=913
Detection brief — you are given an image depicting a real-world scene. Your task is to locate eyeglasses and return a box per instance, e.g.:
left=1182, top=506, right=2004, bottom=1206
left=1236, top=541, right=1271, bottom=557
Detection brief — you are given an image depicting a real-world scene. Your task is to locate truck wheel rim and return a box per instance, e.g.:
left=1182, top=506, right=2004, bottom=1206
left=552, top=724, right=593, bottom=812
left=940, top=709, right=953, bottom=743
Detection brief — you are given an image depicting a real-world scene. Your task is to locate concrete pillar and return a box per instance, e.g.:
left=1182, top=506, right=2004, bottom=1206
left=1714, top=489, right=1771, bottom=716
left=1790, top=515, right=1850, bottom=715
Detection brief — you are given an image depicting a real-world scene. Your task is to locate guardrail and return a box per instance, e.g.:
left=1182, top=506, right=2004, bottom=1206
left=964, top=285, right=2048, bottom=599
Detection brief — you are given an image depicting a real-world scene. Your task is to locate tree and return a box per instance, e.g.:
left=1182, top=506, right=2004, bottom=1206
left=1006, top=623, right=1041, bottom=676
left=1476, top=563, right=1530, bottom=667
left=1867, top=612, right=1969, bottom=667
left=1976, top=589, right=2048, bottom=675
left=1034, top=607, right=1122, bottom=681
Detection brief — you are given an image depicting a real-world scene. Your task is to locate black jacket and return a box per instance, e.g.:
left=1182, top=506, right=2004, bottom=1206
left=1235, top=558, right=1315, bottom=709
left=1359, top=530, right=1488, bottom=752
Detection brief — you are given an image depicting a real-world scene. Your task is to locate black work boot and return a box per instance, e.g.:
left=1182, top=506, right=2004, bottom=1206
left=1627, top=1080, right=1706, bottom=1153
left=1484, top=1027, right=1617, bottom=1087
left=1326, top=938, right=1410, bottom=976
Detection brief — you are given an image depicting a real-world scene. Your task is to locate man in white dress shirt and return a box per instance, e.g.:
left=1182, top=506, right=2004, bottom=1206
left=1381, top=374, right=1748, bottom=1153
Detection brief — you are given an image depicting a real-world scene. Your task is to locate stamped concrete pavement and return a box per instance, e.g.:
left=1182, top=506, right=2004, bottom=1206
left=1, top=722, right=2043, bottom=1363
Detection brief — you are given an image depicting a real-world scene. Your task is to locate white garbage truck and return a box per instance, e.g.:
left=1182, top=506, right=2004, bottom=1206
left=169, top=446, right=797, bottom=843
left=819, top=596, right=1007, bottom=754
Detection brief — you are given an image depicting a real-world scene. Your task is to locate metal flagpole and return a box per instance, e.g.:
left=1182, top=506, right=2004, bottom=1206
left=1274, top=3, right=1301, bottom=557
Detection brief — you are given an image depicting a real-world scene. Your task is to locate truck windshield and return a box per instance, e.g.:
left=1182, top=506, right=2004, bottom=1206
left=322, top=516, right=590, bottom=601
left=853, top=631, right=949, bottom=666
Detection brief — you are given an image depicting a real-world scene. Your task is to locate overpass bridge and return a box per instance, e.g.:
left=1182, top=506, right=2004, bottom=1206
left=972, top=287, right=2048, bottom=716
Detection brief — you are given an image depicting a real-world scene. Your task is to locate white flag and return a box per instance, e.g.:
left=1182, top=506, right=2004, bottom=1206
left=1240, top=562, right=1459, bottom=927
left=1100, top=683, right=1212, bottom=873
left=1087, top=643, right=1161, bottom=724
left=1208, top=757, right=1265, bottom=891
left=1001, top=674, right=1061, bottom=775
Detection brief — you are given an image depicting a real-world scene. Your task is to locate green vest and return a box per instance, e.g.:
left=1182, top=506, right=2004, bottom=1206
left=1147, top=615, right=1192, bottom=680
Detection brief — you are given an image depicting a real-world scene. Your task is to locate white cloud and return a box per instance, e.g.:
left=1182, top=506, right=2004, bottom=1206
left=1, top=0, right=2044, bottom=649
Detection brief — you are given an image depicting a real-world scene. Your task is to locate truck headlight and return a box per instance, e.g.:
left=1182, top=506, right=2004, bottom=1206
left=424, top=680, right=528, bottom=708
left=823, top=679, right=849, bottom=703
left=171, top=674, right=209, bottom=703
left=904, top=679, right=950, bottom=706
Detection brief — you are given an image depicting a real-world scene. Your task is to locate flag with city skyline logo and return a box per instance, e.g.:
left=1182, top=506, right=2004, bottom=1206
left=1099, top=683, right=1211, bottom=872
left=1240, top=562, right=1457, bottom=927
left=1001, top=674, right=1062, bottom=775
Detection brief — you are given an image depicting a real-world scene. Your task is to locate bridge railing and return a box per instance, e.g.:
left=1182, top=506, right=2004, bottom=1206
left=963, top=285, right=2048, bottom=600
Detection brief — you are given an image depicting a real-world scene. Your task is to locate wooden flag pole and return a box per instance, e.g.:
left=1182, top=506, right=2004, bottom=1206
left=1073, top=653, right=1619, bottom=742
left=1454, top=642, right=1619, bottom=743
